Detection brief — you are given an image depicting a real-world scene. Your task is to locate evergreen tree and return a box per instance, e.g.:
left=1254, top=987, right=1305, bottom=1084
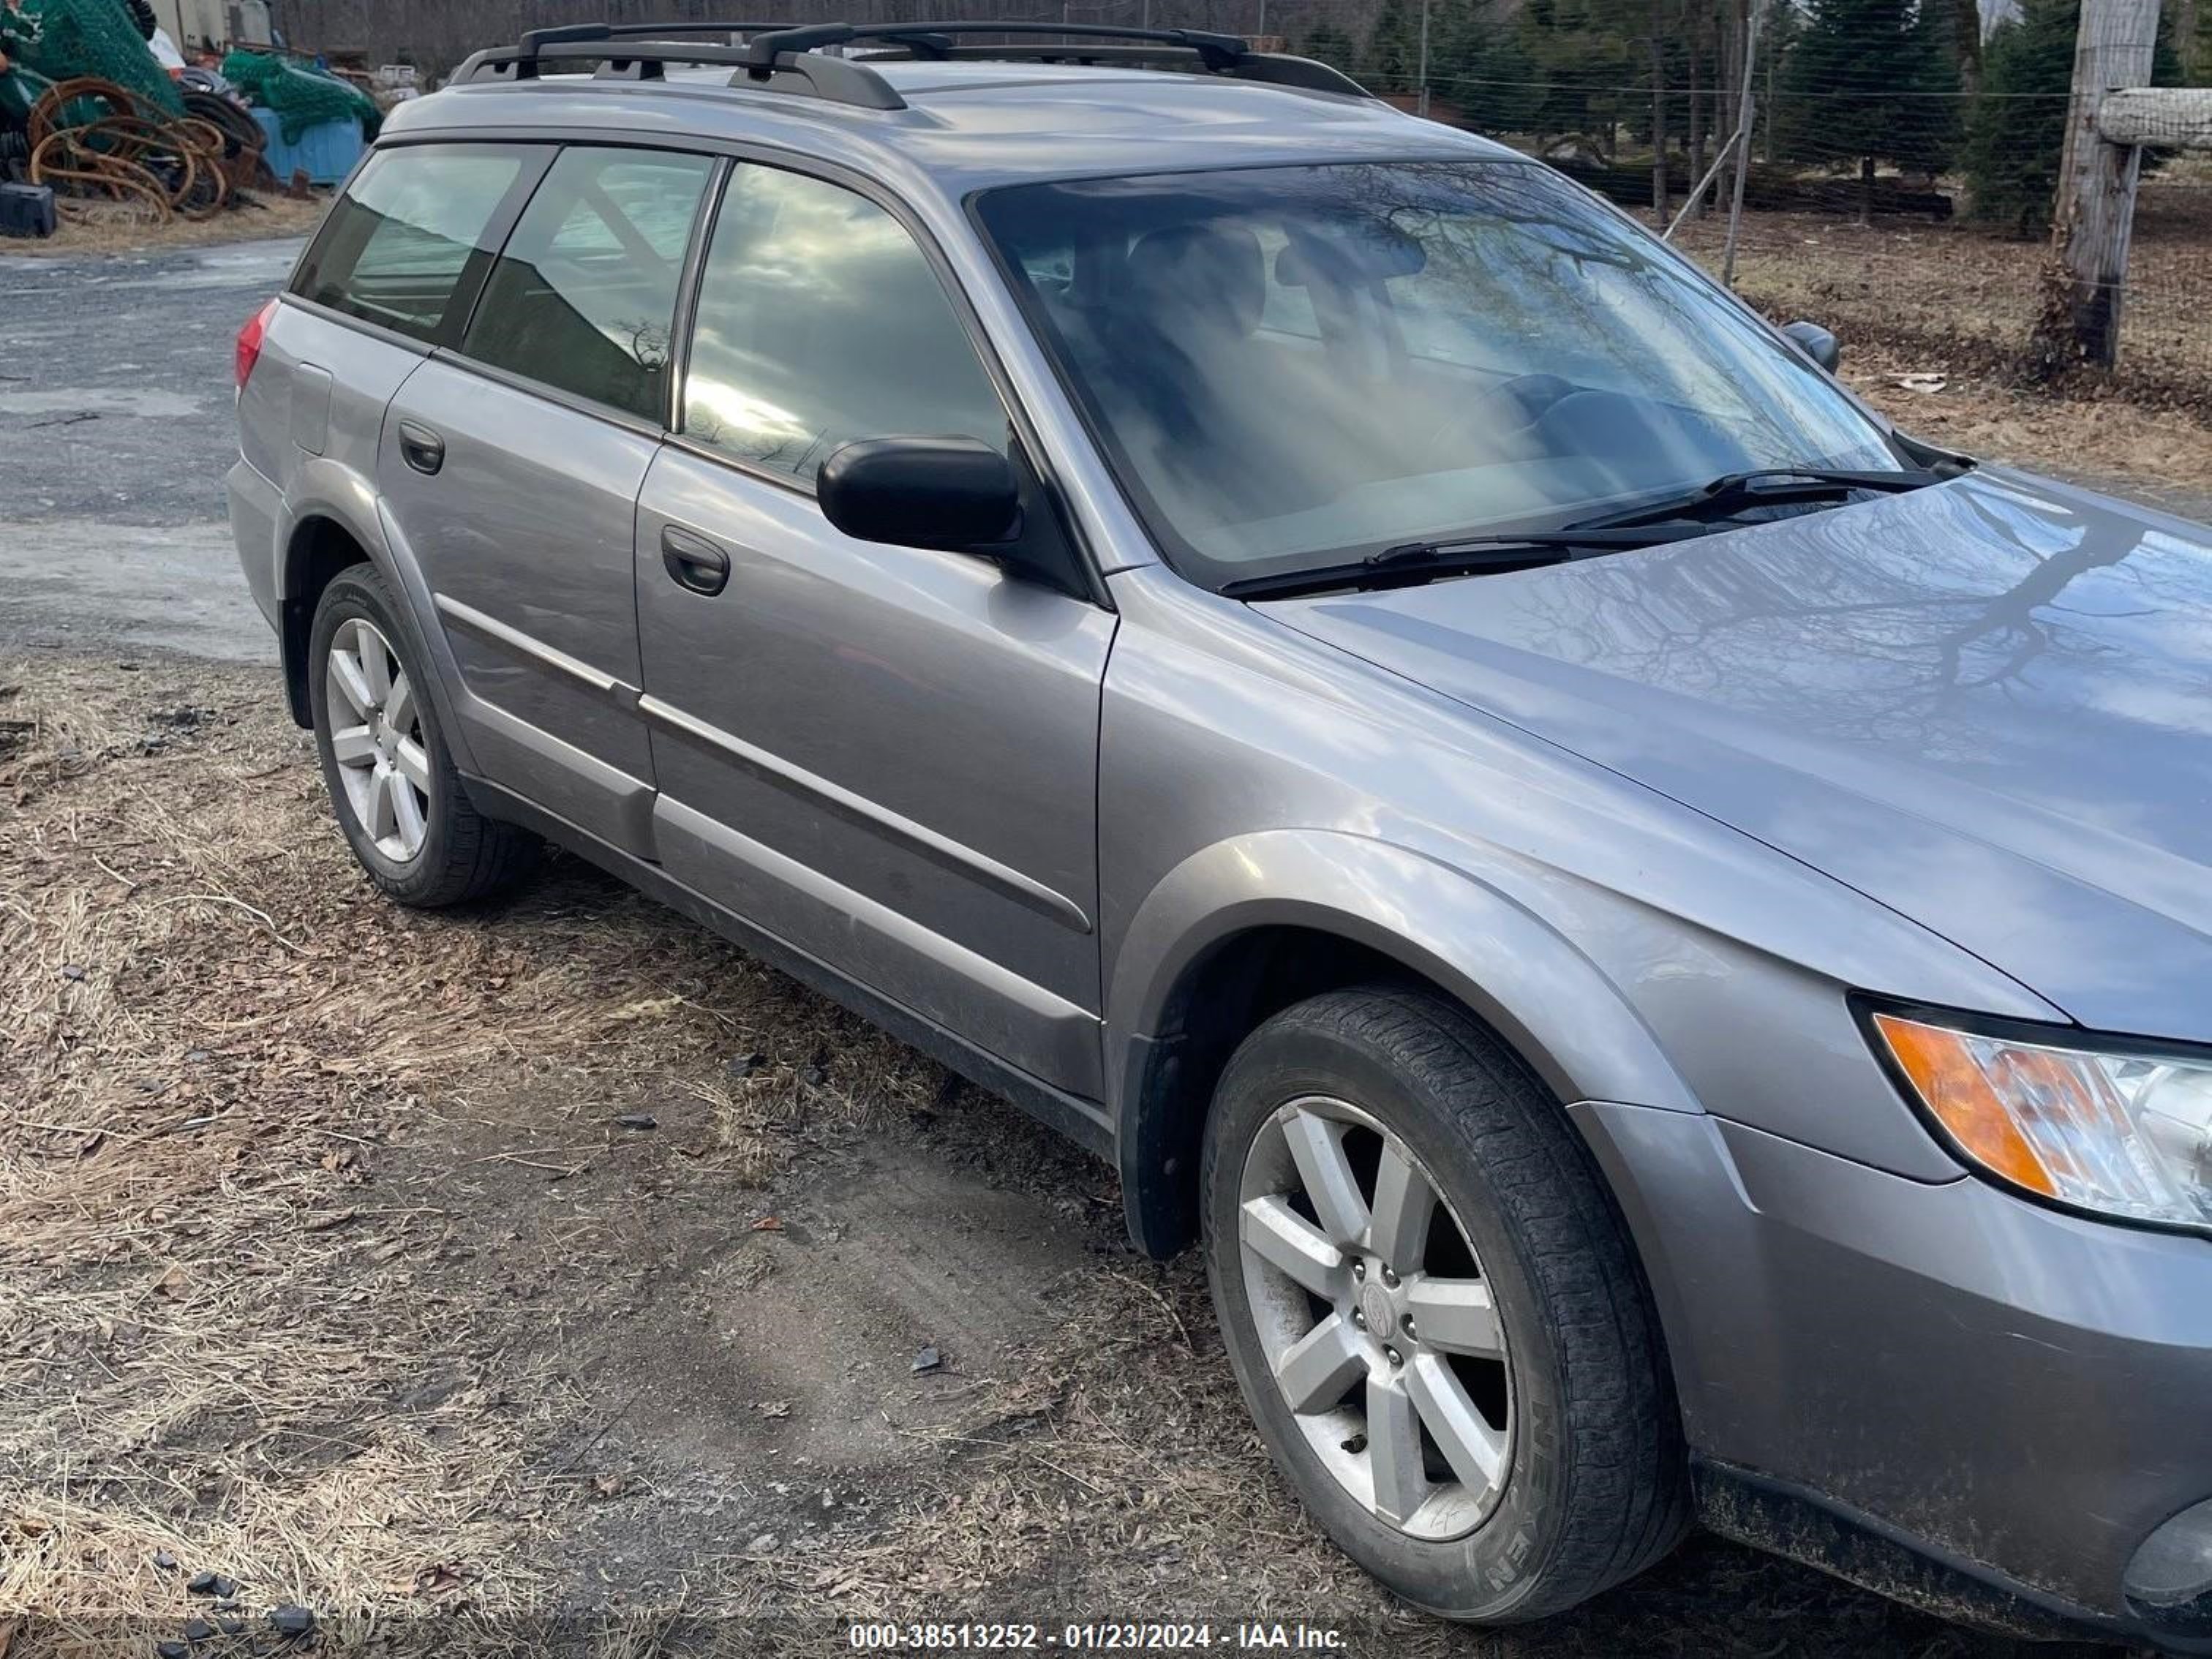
left=1433, top=0, right=1547, bottom=132
left=1775, top=0, right=1960, bottom=222
left=1301, top=19, right=1361, bottom=77
left=1963, top=0, right=2076, bottom=236
left=1964, top=0, right=2183, bottom=237
left=1363, top=0, right=1418, bottom=95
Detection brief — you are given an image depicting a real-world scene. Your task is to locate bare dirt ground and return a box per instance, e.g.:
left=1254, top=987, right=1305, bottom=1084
left=1, top=654, right=2124, bottom=1655
left=1671, top=183, right=2212, bottom=416
left=1840, top=340, right=2212, bottom=521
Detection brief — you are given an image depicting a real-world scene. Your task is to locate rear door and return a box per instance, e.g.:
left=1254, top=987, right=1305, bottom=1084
left=377, top=143, right=718, bottom=857
left=634, top=160, right=1114, bottom=1099
left=248, top=143, right=543, bottom=643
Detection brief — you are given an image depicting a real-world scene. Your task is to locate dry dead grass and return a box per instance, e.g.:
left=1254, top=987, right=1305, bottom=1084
left=1843, top=339, right=2212, bottom=495
left=1, top=192, right=327, bottom=259
left=1674, top=200, right=2212, bottom=421
left=0, top=656, right=919, bottom=1654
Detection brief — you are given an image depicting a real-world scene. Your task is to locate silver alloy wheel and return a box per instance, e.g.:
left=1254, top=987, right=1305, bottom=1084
left=1238, top=1096, right=1512, bottom=1540
left=325, top=616, right=432, bottom=864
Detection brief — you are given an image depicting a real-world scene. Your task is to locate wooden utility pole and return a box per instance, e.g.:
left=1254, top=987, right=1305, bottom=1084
left=1721, top=0, right=1766, bottom=286
left=2034, top=0, right=2161, bottom=372
left=1686, top=13, right=1707, bottom=219
left=1415, top=0, right=1432, bottom=116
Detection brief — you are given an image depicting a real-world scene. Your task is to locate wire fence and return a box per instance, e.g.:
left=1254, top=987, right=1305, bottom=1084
left=279, top=0, right=2212, bottom=405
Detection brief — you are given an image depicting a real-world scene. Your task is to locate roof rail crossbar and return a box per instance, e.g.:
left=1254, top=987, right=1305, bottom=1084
left=884, top=38, right=1369, bottom=97
left=454, top=23, right=791, bottom=83
left=451, top=18, right=1369, bottom=109
left=740, top=20, right=1250, bottom=73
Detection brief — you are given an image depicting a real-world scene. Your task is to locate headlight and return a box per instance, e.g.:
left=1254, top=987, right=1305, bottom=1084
left=1871, top=1011, right=2212, bottom=1230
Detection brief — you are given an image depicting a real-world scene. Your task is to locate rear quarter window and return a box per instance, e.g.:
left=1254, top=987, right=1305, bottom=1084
left=293, top=144, right=542, bottom=346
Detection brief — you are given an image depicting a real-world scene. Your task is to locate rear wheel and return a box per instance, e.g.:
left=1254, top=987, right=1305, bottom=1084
left=1201, top=986, right=1688, bottom=1621
left=307, top=567, right=540, bottom=908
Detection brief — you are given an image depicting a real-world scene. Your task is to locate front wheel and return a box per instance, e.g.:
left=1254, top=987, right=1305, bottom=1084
left=1201, top=986, right=1688, bottom=1621
left=307, top=566, right=540, bottom=908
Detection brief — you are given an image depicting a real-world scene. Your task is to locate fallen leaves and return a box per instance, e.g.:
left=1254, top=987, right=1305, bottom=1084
left=402, top=1560, right=471, bottom=1596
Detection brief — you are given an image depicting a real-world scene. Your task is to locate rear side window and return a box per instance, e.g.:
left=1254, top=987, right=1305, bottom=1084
left=462, top=146, right=717, bottom=423
left=680, top=165, right=1007, bottom=485
left=294, top=145, right=538, bottom=345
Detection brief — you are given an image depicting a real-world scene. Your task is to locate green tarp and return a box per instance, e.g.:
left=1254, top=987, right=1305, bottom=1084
left=222, top=49, right=381, bottom=143
left=14, top=0, right=181, bottom=116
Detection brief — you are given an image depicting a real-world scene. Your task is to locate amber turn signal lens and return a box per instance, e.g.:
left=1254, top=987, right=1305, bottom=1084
left=1872, top=1013, right=2059, bottom=1195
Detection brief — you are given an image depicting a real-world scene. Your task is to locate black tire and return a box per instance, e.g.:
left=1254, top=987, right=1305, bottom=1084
left=126, top=0, right=159, bottom=39
left=1200, top=985, right=1688, bottom=1622
left=307, top=566, right=541, bottom=908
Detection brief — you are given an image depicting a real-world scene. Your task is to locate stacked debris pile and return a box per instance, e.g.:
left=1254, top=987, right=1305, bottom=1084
left=222, top=48, right=381, bottom=143
left=12, top=0, right=179, bottom=114
left=0, top=0, right=269, bottom=230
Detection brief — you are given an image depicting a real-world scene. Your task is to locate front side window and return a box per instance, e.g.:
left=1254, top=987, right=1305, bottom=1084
left=462, top=146, right=717, bottom=421
left=294, top=144, right=538, bottom=345
left=975, top=160, right=1902, bottom=588
left=681, top=165, right=1007, bottom=485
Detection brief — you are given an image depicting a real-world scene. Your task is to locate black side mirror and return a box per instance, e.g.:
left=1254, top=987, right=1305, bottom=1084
left=1780, top=320, right=1840, bottom=373
left=818, top=436, right=1021, bottom=553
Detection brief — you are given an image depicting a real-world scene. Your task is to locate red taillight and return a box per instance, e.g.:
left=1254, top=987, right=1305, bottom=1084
left=236, top=296, right=279, bottom=389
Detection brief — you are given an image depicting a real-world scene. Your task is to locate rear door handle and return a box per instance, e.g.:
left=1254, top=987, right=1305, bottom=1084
left=661, top=524, right=731, bottom=596
left=396, top=421, right=445, bottom=475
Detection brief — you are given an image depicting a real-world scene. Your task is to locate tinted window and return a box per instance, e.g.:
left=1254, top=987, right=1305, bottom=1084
left=462, top=146, right=716, bottom=422
left=682, top=165, right=1006, bottom=484
left=294, top=145, right=535, bottom=345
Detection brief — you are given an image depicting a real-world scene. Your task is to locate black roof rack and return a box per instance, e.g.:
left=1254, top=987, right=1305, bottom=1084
left=451, top=24, right=836, bottom=95
left=517, top=20, right=791, bottom=56
left=747, top=20, right=1248, bottom=71
left=453, top=18, right=1369, bottom=109
left=746, top=21, right=1366, bottom=98
left=868, top=37, right=1368, bottom=97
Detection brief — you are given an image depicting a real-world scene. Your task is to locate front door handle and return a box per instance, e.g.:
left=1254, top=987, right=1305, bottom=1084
left=396, top=421, right=445, bottom=475
left=661, top=524, right=731, bottom=596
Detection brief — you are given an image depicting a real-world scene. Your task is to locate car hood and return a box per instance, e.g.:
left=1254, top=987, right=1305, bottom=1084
left=1273, top=468, right=2212, bottom=1044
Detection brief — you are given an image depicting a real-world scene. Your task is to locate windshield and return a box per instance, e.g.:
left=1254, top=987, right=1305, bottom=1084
left=973, top=159, right=1902, bottom=590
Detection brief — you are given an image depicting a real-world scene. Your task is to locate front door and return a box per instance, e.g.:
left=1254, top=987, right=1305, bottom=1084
left=635, top=159, right=1113, bottom=1099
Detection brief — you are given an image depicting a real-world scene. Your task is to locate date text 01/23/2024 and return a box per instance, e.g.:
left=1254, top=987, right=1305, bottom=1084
left=846, top=1624, right=1350, bottom=1650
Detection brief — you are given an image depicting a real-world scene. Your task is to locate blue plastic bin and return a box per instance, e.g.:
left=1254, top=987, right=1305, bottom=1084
left=249, top=106, right=366, bottom=187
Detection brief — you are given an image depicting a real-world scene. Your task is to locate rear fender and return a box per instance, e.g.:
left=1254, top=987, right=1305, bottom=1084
left=275, top=457, right=477, bottom=775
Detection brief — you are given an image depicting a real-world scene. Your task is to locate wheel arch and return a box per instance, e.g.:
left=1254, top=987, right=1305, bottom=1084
left=279, top=512, right=374, bottom=727
left=1107, top=832, right=1698, bottom=1258
left=276, top=470, right=478, bottom=777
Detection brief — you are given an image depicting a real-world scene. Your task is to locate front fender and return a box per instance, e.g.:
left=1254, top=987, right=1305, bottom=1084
left=1106, top=830, right=1706, bottom=1255
left=1109, top=830, right=1698, bottom=1117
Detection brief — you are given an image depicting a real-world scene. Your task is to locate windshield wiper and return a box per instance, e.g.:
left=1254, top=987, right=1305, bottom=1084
left=1215, top=468, right=1948, bottom=603
left=1565, top=466, right=1945, bottom=533
left=1218, top=527, right=1688, bottom=601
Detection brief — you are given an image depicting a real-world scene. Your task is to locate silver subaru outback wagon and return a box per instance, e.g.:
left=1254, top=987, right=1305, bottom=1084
left=229, top=19, right=2212, bottom=1648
